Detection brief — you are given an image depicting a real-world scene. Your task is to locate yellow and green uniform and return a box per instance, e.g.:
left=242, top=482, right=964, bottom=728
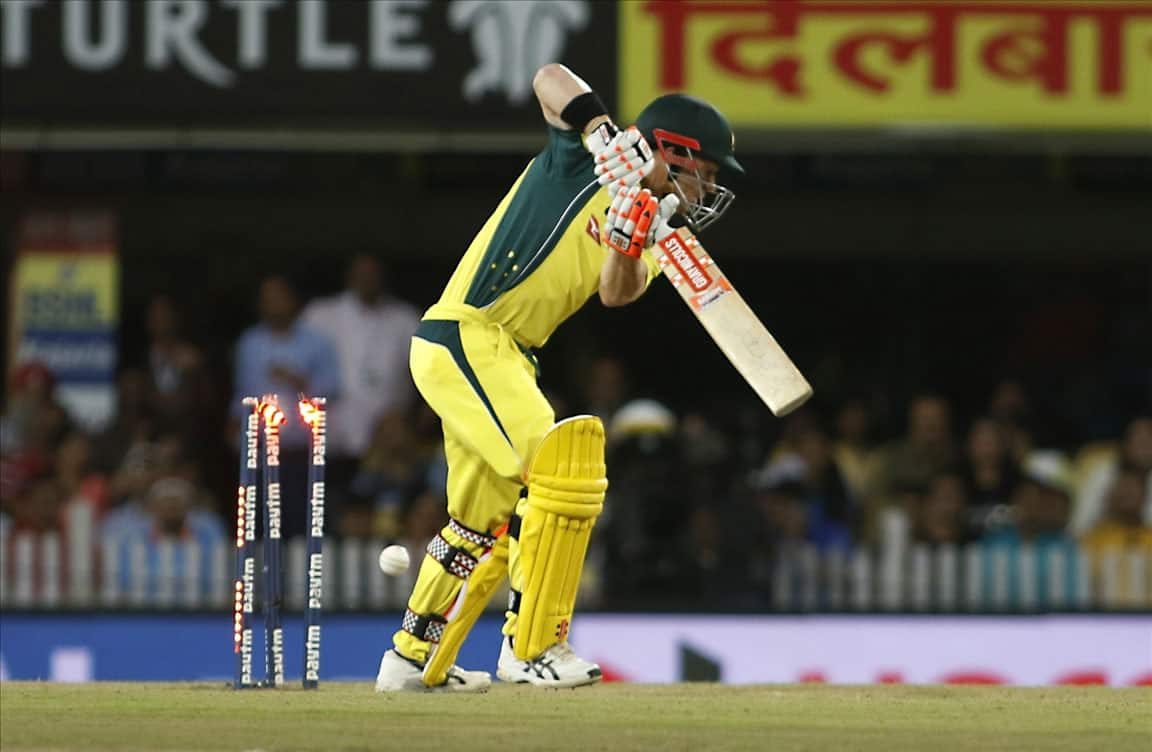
left=394, top=126, right=660, bottom=665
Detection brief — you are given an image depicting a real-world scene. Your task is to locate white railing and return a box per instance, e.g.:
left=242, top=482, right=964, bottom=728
left=765, top=541, right=1150, bottom=611
left=0, top=502, right=517, bottom=612
left=0, top=508, right=1148, bottom=612
left=0, top=530, right=484, bottom=612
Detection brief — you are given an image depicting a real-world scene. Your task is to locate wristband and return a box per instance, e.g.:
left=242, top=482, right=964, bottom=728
left=560, top=91, right=609, bottom=132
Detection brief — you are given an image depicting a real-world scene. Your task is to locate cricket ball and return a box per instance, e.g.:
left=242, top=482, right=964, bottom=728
left=377, top=545, right=411, bottom=576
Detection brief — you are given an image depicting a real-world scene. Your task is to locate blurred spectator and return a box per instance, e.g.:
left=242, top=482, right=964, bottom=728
left=2, top=361, right=58, bottom=451
left=997, top=458, right=1075, bottom=543
left=961, top=418, right=1019, bottom=506
left=981, top=456, right=1078, bottom=608
left=867, top=394, right=958, bottom=541
left=601, top=400, right=730, bottom=605
left=833, top=400, right=875, bottom=505
left=5, top=477, right=67, bottom=535
left=911, top=472, right=969, bottom=545
left=756, top=478, right=810, bottom=549
left=1, top=361, right=71, bottom=503
left=758, top=421, right=857, bottom=545
left=92, top=368, right=154, bottom=475
left=103, top=433, right=203, bottom=536
left=147, top=477, right=224, bottom=541
left=231, top=274, right=341, bottom=538
left=145, top=293, right=211, bottom=438
left=302, top=254, right=420, bottom=508
left=606, top=398, right=676, bottom=446
left=754, top=459, right=852, bottom=553
left=51, top=430, right=108, bottom=514
left=678, top=408, right=743, bottom=590
left=1080, top=468, right=1152, bottom=607
left=794, top=424, right=857, bottom=539
left=104, top=476, right=226, bottom=600
left=1081, top=469, right=1152, bottom=550
left=2, top=454, right=106, bottom=600
left=345, top=404, right=447, bottom=539
left=579, top=355, right=629, bottom=421
left=750, top=467, right=850, bottom=610
left=959, top=417, right=1021, bottom=536
left=678, top=410, right=738, bottom=557
left=105, top=430, right=188, bottom=518
left=680, top=411, right=731, bottom=469
left=987, top=378, right=1034, bottom=460
left=104, top=431, right=166, bottom=524
left=1070, top=417, right=1152, bottom=535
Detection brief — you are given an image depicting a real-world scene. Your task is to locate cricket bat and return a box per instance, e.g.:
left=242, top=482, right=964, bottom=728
left=648, top=227, right=813, bottom=416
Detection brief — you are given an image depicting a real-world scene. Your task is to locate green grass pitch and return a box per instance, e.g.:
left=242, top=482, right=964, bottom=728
left=2, top=682, right=1148, bottom=751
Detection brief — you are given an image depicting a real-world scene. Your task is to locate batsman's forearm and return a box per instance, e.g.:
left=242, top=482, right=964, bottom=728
left=599, top=251, right=647, bottom=307
left=533, top=64, right=611, bottom=133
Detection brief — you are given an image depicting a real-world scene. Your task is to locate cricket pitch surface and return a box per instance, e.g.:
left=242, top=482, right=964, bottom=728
left=2, top=682, right=1148, bottom=751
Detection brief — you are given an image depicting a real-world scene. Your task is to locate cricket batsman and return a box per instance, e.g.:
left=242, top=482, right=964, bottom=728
left=375, top=64, right=744, bottom=692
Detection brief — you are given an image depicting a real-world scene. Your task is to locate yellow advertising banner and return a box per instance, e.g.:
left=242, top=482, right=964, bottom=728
left=619, top=1, right=1152, bottom=128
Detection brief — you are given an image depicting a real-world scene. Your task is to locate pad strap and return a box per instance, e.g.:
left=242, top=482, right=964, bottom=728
left=401, top=609, right=446, bottom=644
left=426, top=535, right=479, bottom=580
left=448, top=518, right=497, bottom=550
left=508, top=588, right=522, bottom=615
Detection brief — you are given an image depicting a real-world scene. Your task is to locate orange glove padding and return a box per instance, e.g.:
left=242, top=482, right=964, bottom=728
left=604, top=186, right=659, bottom=258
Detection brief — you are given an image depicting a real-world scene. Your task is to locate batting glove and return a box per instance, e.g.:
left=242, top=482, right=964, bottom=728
left=606, top=187, right=679, bottom=258
left=586, top=124, right=654, bottom=189
left=648, top=194, right=681, bottom=245
left=604, top=185, right=656, bottom=258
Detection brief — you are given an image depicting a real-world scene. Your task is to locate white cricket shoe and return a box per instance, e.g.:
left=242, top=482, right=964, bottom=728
left=374, top=649, right=491, bottom=693
left=496, top=637, right=602, bottom=688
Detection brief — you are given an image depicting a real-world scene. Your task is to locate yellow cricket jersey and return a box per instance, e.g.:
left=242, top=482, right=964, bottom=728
left=431, top=126, right=661, bottom=350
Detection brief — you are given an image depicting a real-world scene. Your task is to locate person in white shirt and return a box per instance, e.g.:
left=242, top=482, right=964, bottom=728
left=301, top=255, right=421, bottom=530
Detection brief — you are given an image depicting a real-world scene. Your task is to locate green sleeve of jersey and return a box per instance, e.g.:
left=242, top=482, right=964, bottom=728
left=539, top=126, right=595, bottom=180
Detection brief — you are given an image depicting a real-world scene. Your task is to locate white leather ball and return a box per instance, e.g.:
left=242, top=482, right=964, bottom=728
left=377, top=545, right=411, bottom=576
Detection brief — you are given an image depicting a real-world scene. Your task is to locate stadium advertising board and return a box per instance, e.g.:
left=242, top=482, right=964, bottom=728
left=572, top=615, right=1152, bottom=686
left=619, top=1, right=1152, bottom=129
left=0, top=0, right=615, bottom=130
left=2, top=614, right=1149, bottom=686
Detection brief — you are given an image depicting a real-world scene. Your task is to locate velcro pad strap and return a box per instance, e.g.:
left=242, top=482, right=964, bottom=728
left=426, top=535, right=479, bottom=579
left=507, top=588, right=522, bottom=615
left=402, top=609, right=447, bottom=644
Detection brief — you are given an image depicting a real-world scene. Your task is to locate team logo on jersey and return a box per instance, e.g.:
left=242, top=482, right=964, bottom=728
left=448, top=1, right=590, bottom=103
left=586, top=215, right=601, bottom=243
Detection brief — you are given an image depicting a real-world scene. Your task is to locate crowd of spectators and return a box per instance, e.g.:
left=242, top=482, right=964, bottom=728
left=2, top=254, right=1149, bottom=609
left=598, top=386, right=1151, bottom=608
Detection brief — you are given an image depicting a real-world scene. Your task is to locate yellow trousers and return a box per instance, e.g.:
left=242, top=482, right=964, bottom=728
left=393, top=304, right=554, bottom=663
